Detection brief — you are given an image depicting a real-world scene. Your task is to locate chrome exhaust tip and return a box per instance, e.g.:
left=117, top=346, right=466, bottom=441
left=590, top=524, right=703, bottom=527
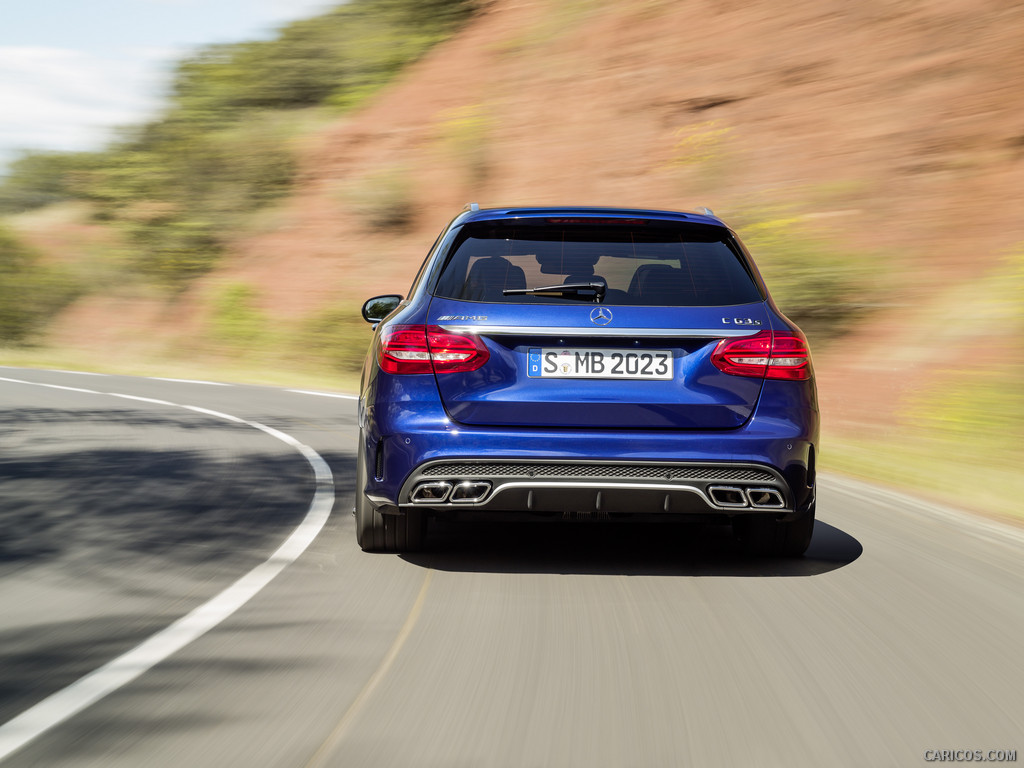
left=746, top=488, right=785, bottom=508
left=708, top=486, right=749, bottom=508
left=450, top=480, right=491, bottom=503
left=410, top=481, right=453, bottom=503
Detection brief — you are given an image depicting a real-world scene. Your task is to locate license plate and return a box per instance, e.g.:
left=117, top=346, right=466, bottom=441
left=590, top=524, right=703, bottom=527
left=527, top=348, right=673, bottom=379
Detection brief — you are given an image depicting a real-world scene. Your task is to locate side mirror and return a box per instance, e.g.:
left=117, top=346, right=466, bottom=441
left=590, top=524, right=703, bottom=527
left=361, top=294, right=403, bottom=324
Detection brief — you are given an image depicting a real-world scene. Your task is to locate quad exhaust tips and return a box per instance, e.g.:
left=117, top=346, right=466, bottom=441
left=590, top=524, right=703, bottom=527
left=410, top=481, right=453, bottom=503
left=746, top=487, right=785, bottom=508
left=708, top=486, right=748, bottom=507
left=708, top=486, right=786, bottom=509
left=410, top=480, right=782, bottom=509
left=450, top=481, right=492, bottom=503
left=410, top=480, right=491, bottom=504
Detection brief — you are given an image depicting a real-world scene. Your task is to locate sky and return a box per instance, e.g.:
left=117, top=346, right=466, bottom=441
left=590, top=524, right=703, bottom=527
left=0, top=0, right=335, bottom=172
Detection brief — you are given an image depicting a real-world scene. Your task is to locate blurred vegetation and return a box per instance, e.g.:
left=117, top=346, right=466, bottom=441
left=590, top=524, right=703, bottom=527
left=187, top=279, right=371, bottom=374
left=210, top=282, right=270, bottom=349
left=666, top=120, right=732, bottom=168
left=0, top=225, right=81, bottom=345
left=293, top=303, right=373, bottom=374
left=341, top=166, right=416, bottom=232
left=0, top=0, right=478, bottom=291
left=731, top=207, right=880, bottom=344
left=205, top=289, right=371, bottom=377
left=498, top=0, right=611, bottom=52
left=665, top=125, right=881, bottom=344
left=0, top=152, right=101, bottom=214
left=905, top=247, right=1024, bottom=448
left=435, top=104, right=494, bottom=186
left=825, top=246, right=1024, bottom=520
left=4, top=202, right=137, bottom=294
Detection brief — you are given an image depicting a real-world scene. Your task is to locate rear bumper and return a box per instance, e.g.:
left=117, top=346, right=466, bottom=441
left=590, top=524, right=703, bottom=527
left=396, top=459, right=798, bottom=519
left=360, top=373, right=819, bottom=520
left=363, top=425, right=817, bottom=522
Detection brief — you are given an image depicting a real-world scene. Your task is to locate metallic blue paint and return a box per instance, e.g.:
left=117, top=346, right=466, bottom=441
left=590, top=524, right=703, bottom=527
left=426, top=300, right=770, bottom=429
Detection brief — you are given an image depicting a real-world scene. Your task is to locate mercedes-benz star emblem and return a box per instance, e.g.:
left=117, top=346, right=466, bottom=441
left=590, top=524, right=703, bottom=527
left=590, top=307, right=613, bottom=326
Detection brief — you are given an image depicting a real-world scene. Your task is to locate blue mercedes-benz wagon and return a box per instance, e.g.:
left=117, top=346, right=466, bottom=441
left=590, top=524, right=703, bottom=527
left=356, top=205, right=819, bottom=556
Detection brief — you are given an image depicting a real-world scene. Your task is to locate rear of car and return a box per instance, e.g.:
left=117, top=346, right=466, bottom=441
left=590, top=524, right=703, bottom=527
left=356, top=206, right=819, bottom=556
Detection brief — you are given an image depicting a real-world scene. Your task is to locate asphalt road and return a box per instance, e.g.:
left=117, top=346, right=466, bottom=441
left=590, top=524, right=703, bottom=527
left=0, top=367, right=1021, bottom=767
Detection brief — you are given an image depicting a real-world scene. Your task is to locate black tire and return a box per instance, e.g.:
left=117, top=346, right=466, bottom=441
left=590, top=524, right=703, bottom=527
left=354, top=432, right=427, bottom=552
left=734, top=501, right=815, bottom=558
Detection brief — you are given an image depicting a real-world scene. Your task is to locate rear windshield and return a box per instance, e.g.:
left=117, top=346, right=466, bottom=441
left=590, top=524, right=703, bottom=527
left=433, top=222, right=763, bottom=306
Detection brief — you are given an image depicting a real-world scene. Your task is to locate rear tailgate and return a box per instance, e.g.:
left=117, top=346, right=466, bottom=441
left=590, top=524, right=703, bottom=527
left=428, top=298, right=769, bottom=429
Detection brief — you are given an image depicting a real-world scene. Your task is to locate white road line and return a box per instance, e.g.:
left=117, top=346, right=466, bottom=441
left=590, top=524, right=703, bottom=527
left=0, top=376, right=335, bottom=763
left=0, top=378, right=101, bottom=396
left=108, top=393, right=175, bottom=407
left=148, top=377, right=231, bottom=386
left=287, top=389, right=359, bottom=400
left=181, top=404, right=245, bottom=423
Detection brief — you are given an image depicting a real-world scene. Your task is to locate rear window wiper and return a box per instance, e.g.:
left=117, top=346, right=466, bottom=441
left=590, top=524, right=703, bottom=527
left=502, top=281, right=607, bottom=302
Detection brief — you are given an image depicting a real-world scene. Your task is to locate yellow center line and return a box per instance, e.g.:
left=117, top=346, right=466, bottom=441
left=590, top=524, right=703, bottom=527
left=303, top=567, right=434, bottom=768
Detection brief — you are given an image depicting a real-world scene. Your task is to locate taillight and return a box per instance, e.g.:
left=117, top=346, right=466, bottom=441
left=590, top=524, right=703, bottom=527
left=711, top=330, right=812, bottom=381
left=378, top=326, right=434, bottom=374
left=767, top=332, right=813, bottom=380
left=426, top=326, right=490, bottom=373
left=378, top=325, right=489, bottom=375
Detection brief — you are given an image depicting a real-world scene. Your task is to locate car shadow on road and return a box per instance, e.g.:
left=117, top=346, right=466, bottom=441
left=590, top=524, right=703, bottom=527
left=402, top=519, right=862, bottom=577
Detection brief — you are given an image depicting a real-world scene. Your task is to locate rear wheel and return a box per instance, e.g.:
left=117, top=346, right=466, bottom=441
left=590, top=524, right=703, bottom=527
left=734, top=501, right=815, bottom=557
left=354, top=433, right=427, bottom=552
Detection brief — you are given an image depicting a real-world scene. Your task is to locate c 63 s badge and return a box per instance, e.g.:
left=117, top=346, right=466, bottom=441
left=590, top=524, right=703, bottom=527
left=722, top=317, right=761, bottom=326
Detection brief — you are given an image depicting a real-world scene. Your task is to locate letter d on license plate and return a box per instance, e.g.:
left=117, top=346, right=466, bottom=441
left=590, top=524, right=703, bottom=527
left=527, top=348, right=673, bottom=379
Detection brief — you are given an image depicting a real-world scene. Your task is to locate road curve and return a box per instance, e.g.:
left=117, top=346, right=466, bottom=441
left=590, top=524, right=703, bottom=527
left=0, top=367, right=1021, bottom=768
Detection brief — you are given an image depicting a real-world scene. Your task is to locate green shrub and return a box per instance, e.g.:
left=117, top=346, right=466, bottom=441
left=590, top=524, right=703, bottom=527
left=123, top=218, right=221, bottom=289
left=731, top=208, right=881, bottom=344
left=343, top=168, right=416, bottom=232
left=0, top=151, right=100, bottom=214
left=435, top=104, right=494, bottom=185
left=905, top=247, right=1024, bottom=445
left=0, top=225, right=81, bottom=344
left=210, top=283, right=269, bottom=350
left=293, top=304, right=374, bottom=373
left=666, top=120, right=732, bottom=168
